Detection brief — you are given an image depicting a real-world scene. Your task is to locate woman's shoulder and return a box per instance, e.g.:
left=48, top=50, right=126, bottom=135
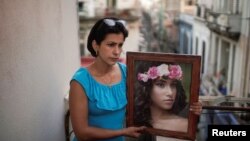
left=171, top=115, right=188, bottom=126
left=153, top=115, right=188, bottom=132
left=74, top=67, right=87, bottom=73
left=171, top=116, right=188, bottom=132
left=71, top=67, right=91, bottom=86
left=175, top=116, right=188, bottom=123
left=72, top=67, right=88, bottom=78
left=117, top=62, right=127, bottom=76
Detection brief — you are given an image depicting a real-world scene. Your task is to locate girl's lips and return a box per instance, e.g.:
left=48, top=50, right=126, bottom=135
left=164, top=98, right=173, bottom=101
left=163, top=99, right=174, bottom=103
left=163, top=100, right=174, bottom=105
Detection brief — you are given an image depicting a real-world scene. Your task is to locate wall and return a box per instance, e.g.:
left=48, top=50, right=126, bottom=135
left=192, top=20, right=210, bottom=74
left=179, top=14, right=194, bottom=54
left=117, top=0, right=136, bottom=10
left=0, top=0, right=80, bottom=140
left=240, top=0, right=250, bottom=97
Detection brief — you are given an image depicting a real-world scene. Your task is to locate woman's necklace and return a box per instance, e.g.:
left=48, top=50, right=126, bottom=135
left=90, top=63, right=115, bottom=88
left=93, top=71, right=114, bottom=88
left=108, top=74, right=113, bottom=88
left=102, top=73, right=113, bottom=88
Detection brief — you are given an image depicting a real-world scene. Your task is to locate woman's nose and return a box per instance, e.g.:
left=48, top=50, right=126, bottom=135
left=164, top=86, right=173, bottom=95
left=113, top=46, right=122, bottom=55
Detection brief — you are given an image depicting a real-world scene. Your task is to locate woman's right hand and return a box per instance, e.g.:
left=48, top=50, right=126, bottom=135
left=122, top=126, right=146, bottom=138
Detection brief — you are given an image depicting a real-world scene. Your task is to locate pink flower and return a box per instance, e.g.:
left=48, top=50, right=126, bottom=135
left=138, top=73, right=149, bottom=82
left=168, top=65, right=182, bottom=80
left=147, top=66, right=159, bottom=79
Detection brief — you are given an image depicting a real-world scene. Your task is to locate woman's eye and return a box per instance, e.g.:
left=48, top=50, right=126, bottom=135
left=170, top=83, right=177, bottom=88
left=108, top=43, right=116, bottom=47
left=118, top=44, right=123, bottom=48
left=155, top=82, right=165, bottom=88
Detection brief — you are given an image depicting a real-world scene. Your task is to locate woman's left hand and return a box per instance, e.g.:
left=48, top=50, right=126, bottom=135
left=190, top=101, right=202, bottom=115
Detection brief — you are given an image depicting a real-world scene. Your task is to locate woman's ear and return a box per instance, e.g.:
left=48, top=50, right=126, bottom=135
left=92, top=40, right=97, bottom=52
left=92, top=40, right=99, bottom=56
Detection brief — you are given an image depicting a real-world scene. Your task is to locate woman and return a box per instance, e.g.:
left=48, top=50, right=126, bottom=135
left=69, top=18, right=202, bottom=141
left=69, top=17, right=145, bottom=141
left=135, top=61, right=202, bottom=141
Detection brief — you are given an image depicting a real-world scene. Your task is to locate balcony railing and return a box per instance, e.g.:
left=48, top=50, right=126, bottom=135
left=200, top=96, right=250, bottom=111
left=197, top=98, right=250, bottom=141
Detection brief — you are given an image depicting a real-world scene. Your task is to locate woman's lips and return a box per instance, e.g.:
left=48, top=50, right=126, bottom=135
left=163, top=99, right=174, bottom=104
left=110, top=58, right=119, bottom=61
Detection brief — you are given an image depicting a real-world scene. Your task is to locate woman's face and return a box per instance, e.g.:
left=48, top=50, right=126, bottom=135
left=96, top=33, right=124, bottom=65
left=150, top=78, right=177, bottom=110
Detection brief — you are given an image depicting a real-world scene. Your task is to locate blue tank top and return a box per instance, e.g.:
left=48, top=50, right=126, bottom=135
left=71, top=62, right=127, bottom=141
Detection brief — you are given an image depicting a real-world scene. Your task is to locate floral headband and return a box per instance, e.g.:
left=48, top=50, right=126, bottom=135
left=137, top=64, right=183, bottom=82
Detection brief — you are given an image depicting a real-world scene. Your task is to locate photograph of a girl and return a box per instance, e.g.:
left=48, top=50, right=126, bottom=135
left=134, top=61, right=190, bottom=133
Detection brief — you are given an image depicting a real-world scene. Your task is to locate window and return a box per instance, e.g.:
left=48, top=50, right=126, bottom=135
left=219, top=40, right=230, bottom=95
left=78, top=2, right=84, bottom=12
left=185, top=0, right=194, bottom=6
left=107, top=0, right=116, bottom=8
left=214, top=37, right=219, bottom=76
left=184, top=33, right=189, bottom=54
left=202, top=41, right=206, bottom=74
left=195, top=37, right=198, bottom=54
left=230, top=45, right=235, bottom=92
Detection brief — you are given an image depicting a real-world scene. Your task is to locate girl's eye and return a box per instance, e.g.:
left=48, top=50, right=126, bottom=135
left=155, top=82, right=165, bottom=88
left=170, top=82, right=177, bottom=88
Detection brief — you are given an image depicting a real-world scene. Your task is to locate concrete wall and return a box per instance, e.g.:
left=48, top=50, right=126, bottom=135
left=0, top=0, right=80, bottom=140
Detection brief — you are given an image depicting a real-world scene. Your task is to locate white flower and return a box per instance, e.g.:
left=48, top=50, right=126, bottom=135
left=138, top=73, right=149, bottom=82
left=157, top=64, right=169, bottom=77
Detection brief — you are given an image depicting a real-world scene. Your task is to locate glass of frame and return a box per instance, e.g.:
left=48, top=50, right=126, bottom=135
left=126, top=52, right=201, bottom=140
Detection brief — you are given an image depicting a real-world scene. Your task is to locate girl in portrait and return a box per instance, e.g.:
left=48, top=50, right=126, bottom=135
left=134, top=61, right=202, bottom=141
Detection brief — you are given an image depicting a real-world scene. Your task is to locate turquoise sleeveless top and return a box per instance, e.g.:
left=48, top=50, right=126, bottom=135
left=71, top=62, right=127, bottom=141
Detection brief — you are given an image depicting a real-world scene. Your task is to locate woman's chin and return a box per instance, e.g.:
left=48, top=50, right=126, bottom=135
left=108, top=60, right=118, bottom=65
left=162, top=104, right=173, bottom=110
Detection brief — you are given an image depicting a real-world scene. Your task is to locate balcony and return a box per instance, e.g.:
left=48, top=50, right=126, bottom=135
left=205, top=10, right=241, bottom=40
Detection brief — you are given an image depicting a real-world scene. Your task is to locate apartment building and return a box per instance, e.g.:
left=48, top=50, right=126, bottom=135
left=195, top=0, right=250, bottom=98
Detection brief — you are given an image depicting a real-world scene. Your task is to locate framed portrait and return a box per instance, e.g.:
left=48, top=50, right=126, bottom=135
left=126, top=52, right=201, bottom=140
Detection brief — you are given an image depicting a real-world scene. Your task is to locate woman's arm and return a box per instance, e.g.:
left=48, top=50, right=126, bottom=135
left=69, top=81, right=144, bottom=141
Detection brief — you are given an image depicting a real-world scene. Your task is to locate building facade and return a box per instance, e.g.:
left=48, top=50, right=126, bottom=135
left=195, top=0, right=250, bottom=98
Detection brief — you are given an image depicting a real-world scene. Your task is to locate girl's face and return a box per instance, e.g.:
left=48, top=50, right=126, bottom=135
left=96, top=33, right=124, bottom=65
left=150, top=78, right=177, bottom=110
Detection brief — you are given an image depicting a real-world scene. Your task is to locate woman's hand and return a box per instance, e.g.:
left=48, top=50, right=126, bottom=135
left=190, top=101, right=203, bottom=115
left=122, top=126, right=146, bottom=138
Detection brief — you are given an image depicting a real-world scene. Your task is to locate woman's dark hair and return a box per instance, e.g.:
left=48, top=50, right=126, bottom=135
left=134, top=61, right=187, bottom=127
left=87, top=17, right=128, bottom=57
